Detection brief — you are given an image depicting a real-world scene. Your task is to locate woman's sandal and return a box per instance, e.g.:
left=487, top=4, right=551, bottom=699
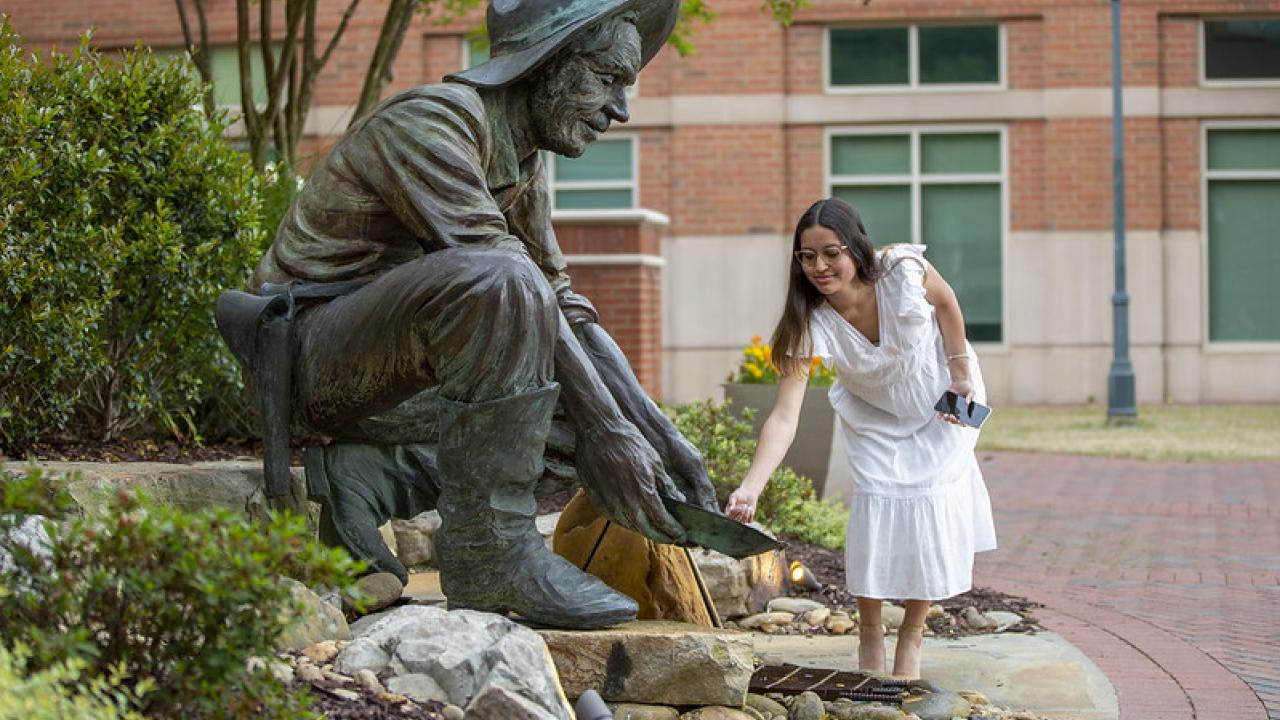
left=858, top=622, right=886, bottom=673
left=892, top=621, right=927, bottom=680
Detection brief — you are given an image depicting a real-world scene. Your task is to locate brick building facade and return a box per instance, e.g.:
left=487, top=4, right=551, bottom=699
left=9, top=0, right=1280, bottom=404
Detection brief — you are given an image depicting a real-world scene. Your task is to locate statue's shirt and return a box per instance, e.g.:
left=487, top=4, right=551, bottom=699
left=252, top=82, right=569, bottom=293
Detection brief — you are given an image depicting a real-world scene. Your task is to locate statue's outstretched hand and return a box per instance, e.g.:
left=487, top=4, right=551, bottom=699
left=576, top=420, right=688, bottom=545
left=662, top=433, right=720, bottom=513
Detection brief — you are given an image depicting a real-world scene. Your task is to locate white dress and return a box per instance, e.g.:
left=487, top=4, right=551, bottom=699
left=808, top=244, right=997, bottom=601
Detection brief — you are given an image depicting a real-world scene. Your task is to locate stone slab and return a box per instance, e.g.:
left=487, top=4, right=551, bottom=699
left=538, top=621, right=753, bottom=707
left=752, top=632, right=1118, bottom=720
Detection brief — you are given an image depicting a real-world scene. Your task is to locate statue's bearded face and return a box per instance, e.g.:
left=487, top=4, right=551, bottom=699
left=529, top=22, right=641, bottom=158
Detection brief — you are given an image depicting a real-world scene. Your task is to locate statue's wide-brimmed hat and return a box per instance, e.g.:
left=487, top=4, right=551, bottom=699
left=446, top=0, right=679, bottom=89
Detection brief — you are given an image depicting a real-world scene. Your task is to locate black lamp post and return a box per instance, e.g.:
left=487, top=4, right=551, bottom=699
left=1107, top=0, right=1137, bottom=424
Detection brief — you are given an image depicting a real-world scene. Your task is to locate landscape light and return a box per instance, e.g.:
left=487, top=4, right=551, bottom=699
left=789, top=560, right=822, bottom=591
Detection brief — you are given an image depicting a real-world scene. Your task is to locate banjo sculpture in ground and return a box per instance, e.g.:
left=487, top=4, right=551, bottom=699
left=217, top=0, right=770, bottom=630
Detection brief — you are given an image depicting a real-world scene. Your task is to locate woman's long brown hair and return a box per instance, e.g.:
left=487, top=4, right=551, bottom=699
left=770, top=197, right=883, bottom=377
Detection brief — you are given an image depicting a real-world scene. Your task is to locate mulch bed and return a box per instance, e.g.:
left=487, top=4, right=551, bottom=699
left=299, top=682, right=447, bottom=720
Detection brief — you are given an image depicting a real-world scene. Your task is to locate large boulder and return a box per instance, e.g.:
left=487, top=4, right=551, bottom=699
left=538, top=621, right=753, bottom=707
left=334, top=605, right=572, bottom=720
left=691, top=548, right=786, bottom=620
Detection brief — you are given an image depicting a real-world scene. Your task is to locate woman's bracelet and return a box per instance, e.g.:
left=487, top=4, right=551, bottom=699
left=947, top=353, right=970, bottom=362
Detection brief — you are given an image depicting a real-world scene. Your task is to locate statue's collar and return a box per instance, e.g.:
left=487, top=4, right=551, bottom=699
left=479, top=87, right=527, bottom=192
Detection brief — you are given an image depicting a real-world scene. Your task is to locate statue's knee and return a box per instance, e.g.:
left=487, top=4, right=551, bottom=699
left=476, top=250, right=557, bottom=319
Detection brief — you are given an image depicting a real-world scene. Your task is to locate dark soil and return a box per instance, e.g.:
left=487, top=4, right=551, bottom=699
left=3, top=439, right=318, bottom=465
left=298, top=681, right=447, bottom=720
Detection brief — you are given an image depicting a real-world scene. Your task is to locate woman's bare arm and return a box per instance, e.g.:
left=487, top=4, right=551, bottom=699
left=725, top=371, right=808, bottom=521
left=921, top=261, right=974, bottom=398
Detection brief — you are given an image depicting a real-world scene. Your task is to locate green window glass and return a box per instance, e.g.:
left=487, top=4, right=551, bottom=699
left=1204, top=20, right=1280, bottom=80
left=1207, top=129, right=1280, bottom=171
left=555, top=139, right=632, bottom=182
left=921, top=133, right=1001, bottom=174
left=1207, top=128, right=1280, bottom=341
left=209, top=46, right=274, bottom=107
left=833, top=185, right=911, bottom=245
left=1208, top=181, right=1280, bottom=341
left=918, top=25, right=1000, bottom=84
left=829, top=27, right=908, bottom=86
left=832, top=135, right=910, bottom=175
left=922, top=184, right=1003, bottom=342
left=555, top=189, right=634, bottom=210
left=552, top=138, right=634, bottom=210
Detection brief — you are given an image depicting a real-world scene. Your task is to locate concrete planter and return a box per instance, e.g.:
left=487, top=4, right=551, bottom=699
left=721, top=383, right=852, bottom=504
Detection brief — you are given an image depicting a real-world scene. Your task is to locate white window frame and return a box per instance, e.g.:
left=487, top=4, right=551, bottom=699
left=1200, top=120, right=1280, bottom=351
left=822, top=23, right=1006, bottom=95
left=461, top=33, right=638, bottom=97
left=546, top=132, right=640, bottom=212
left=824, top=124, right=1010, bottom=349
left=1199, top=17, right=1280, bottom=88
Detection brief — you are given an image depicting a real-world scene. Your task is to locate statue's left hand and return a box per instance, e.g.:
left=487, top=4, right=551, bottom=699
left=575, top=420, right=688, bottom=545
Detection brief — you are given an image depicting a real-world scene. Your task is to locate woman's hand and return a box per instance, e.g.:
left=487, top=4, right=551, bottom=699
left=938, top=377, right=976, bottom=425
left=725, top=486, right=761, bottom=524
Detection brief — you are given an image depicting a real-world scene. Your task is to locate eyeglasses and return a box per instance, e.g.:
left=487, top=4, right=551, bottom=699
left=794, top=245, right=849, bottom=268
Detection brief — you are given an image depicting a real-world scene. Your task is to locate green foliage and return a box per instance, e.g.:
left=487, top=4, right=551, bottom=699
left=0, top=644, right=143, bottom=720
left=0, top=21, right=265, bottom=447
left=665, top=400, right=847, bottom=549
left=672, top=0, right=812, bottom=55
left=0, top=465, right=361, bottom=718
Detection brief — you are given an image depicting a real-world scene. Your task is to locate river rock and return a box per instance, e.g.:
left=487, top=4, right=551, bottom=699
left=826, top=701, right=905, bottom=720
left=539, top=621, right=752, bottom=707
left=985, top=611, right=1023, bottom=631
left=690, top=548, right=750, bottom=618
left=739, top=612, right=795, bottom=629
left=385, top=673, right=449, bottom=703
left=825, top=612, right=855, bottom=634
left=802, top=607, right=831, bottom=627
left=678, top=707, right=754, bottom=720
left=336, top=605, right=572, bottom=719
left=901, top=682, right=971, bottom=720
left=790, top=691, right=825, bottom=720
left=611, top=704, right=680, bottom=720
left=745, top=693, right=788, bottom=719
left=390, top=512, right=439, bottom=568
left=960, top=606, right=997, bottom=631
left=880, top=603, right=906, bottom=630
left=766, top=597, right=824, bottom=615
left=277, top=578, right=352, bottom=651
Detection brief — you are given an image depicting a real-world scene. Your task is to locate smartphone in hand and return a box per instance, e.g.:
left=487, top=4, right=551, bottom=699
left=934, top=391, right=992, bottom=429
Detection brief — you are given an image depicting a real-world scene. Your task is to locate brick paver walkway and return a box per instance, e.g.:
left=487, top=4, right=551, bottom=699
left=974, top=452, right=1280, bottom=720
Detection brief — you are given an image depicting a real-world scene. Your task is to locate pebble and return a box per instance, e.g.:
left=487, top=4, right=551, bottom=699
left=826, top=702, right=905, bottom=720
left=739, top=612, right=796, bottom=629
left=296, top=663, right=325, bottom=684
left=825, top=612, right=855, bottom=634
left=745, top=693, right=788, bottom=719
left=322, top=668, right=352, bottom=685
left=766, top=597, right=825, bottom=614
left=302, top=640, right=340, bottom=665
left=961, top=606, right=997, bottom=630
left=268, top=661, right=294, bottom=686
left=926, top=604, right=945, bottom=619
left=958, top=690, right=991, bottom=706
left=378, top=692, right=409, bottom=703
left=880, top=603, right=906, bottom=630
left=802, top=607, right=831, bottom=626
left=442, top=704, right=465, bottom=720
left=329, top=688, right=361, bottom=701
left=354, top=668, right=385, bottom=694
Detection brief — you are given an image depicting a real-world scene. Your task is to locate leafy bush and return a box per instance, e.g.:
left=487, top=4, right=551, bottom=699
left=0, top=643, right=142, bottom=720
left=665, top=400, right=847, bottom=549
left=0, top=465, right=360, bottom=718
left=0, top=21, right=265, bottom=447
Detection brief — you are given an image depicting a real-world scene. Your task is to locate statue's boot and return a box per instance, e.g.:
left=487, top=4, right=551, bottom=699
left=436, top=384, right=638, bottom=629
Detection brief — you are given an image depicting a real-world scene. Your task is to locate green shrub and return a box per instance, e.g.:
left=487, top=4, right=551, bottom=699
left=664, top=400, right=847, bottom=549
left=0, top=643, right=143, bottom=720
left=0, top=21, right=265, bottom=447
left=0, top=466, right=360, bottom=718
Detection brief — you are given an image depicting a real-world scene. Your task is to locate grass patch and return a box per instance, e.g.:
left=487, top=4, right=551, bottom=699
left=976, top=404, right=1280, bottom=462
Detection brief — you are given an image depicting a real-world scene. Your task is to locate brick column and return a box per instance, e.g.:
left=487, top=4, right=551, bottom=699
left=552, top=210, right=669, bottom=399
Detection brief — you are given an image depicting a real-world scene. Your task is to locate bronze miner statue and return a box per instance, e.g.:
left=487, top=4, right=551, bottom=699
left=216, top=0, right=720, bottom=629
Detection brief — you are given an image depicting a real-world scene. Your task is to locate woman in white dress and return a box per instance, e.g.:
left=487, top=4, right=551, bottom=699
left=725, top=197, right=997, bottom=680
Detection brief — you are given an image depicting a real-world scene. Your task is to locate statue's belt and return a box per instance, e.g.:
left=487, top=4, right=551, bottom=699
left=215, top=280, right=369, bottom=497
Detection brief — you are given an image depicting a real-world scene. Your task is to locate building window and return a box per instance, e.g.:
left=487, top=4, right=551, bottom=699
left=1202, top=19, right=1280, bottom=83
left=547, top=136, right=637, bottom=210
left=155, top=45, right=278, bottom=107
left=827, top=24, right=1002, bottom=90
left=1205, top=127, right=1280, bottom=342
left=828, top=129, right=1004, bottom=342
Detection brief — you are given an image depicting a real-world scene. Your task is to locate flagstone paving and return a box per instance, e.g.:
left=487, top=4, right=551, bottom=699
left=974, top=452, right=1280, bottom=720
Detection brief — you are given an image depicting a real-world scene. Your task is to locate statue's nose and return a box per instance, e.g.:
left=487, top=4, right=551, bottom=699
left=605, top=85, right=629, bottom=124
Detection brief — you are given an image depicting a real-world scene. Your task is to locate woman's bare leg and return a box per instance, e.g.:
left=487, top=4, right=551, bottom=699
left=856, top=597, right=885, bottom=673
left=892, top=599, right=930, bottom=680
